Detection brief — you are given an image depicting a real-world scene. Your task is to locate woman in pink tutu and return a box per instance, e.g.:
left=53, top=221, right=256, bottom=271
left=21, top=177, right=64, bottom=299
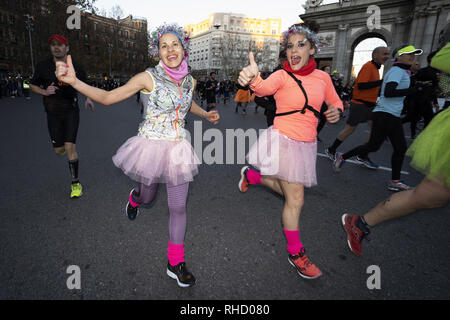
left=237, top=22, right=342, bottom=279
left=56, top=24, right=219, bottom=288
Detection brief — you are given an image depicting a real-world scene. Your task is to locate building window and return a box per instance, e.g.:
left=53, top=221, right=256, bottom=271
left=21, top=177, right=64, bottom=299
left=10, top=30, right=16, bottom=42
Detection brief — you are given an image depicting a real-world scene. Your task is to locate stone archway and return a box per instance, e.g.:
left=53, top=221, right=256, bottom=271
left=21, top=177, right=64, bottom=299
left=300, top=0, right=450, bottom=82
left=347, top=28, right=391, bottom=80
left=336, top=26, right=393, bottom=82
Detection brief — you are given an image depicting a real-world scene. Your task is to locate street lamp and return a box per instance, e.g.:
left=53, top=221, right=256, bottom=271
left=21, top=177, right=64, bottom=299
left=24, top=14, right=35, bottom=76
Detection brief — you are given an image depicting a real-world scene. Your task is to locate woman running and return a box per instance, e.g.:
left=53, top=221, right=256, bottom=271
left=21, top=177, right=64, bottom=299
left=237, top=22, right=343, bottom=279
left=55, top=24, right=220, bottom=288
left=234, top=84, right=252, bottom=114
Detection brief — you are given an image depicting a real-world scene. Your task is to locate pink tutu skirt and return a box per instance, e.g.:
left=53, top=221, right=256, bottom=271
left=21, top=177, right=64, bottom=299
left=246, top=127, right=317, bottom=187
left=112, top=136, right=200, bottom=186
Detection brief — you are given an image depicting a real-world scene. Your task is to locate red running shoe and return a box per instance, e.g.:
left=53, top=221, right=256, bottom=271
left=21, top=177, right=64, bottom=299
left=288, top=248, right=322, bottom=280
left=238, top=166, right=250, bottom=193
left=341, top=214, right=370, bottom=256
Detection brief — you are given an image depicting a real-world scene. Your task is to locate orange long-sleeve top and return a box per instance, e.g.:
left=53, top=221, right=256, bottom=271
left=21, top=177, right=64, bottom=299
left=250, top=69, right=343, bottom=142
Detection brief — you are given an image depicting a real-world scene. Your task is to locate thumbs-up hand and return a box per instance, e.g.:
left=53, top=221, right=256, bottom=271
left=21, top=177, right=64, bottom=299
left=238, top=52, right=259, bottom=87
left=55, top=55, right=77, bottom=86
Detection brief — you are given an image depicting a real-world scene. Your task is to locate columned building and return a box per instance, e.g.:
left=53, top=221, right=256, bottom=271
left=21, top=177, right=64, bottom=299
left=300, top=0, right=450, bottom=82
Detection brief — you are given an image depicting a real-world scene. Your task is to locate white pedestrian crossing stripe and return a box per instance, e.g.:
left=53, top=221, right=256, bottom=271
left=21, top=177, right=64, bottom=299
left=317, top=153, right=409, bottom=175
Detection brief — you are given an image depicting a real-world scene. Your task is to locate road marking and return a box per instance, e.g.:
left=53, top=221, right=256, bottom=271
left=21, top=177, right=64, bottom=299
left=317, top=153, right=410, bottom=175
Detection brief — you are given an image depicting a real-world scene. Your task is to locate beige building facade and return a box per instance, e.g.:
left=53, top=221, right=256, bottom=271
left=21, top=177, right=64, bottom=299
left=185, top=13, right=282, bottom=79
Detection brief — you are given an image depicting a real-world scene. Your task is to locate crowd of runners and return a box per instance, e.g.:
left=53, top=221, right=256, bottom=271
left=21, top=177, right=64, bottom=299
left=25, top=18, right=449, bottom=287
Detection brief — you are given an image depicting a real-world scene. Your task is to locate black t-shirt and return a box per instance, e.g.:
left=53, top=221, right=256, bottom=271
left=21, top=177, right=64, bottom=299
left=205, top=79, right=218, bottom=97
left=223, top=82, right=232, bottom=92
left=332, top=77, right=343, bottom=96
left=412, top=66, right=439, bottom=101
left=31, top=57, right=86, bottom=113
left=197, top=81, right=206, bottom=93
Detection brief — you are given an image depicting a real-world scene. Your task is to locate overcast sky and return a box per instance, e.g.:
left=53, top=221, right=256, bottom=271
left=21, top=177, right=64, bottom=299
left=94, top=0, right=340, bottom=31
left=93, top=1, right=379, bottom=71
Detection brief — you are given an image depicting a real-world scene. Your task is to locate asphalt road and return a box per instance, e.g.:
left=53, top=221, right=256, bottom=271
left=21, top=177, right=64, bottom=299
left=0, top=92, right=449, bottom=300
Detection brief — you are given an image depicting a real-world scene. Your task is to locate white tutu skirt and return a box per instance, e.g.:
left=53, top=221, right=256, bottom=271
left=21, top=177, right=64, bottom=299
left=246, top=127, right=317, bottom=187
left=112, top=136, right=200, bottom=186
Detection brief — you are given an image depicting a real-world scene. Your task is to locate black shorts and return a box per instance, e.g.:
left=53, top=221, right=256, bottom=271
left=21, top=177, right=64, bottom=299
left=206, top=95, right=216, bottom=104
left=347, top=102, right=374, bottom=126
left=46, top=109, right=80, bottom=148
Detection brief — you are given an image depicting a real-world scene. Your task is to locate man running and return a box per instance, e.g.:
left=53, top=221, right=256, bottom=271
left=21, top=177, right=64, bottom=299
left=326, top=47, right=390, bottom=169
left=29, top=35, right=94, bottom=198
left=205, top=72, right=218, bottom=112
left=334, top=45, right=423, bottom=192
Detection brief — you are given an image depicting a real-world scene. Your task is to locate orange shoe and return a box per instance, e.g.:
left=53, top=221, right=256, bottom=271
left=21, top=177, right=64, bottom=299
left=238, top=166, right=250, bottom=193
left=288, top=248, right=322, bottom=280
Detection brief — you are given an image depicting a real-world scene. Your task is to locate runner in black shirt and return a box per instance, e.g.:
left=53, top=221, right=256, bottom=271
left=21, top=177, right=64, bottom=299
left=29, top=34, right=94, bottom=199
left=205, top=72, right=218, bottom=112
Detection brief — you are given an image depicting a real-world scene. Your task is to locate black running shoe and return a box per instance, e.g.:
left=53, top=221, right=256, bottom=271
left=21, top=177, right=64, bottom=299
left=125, top=189, right=139, bottom=220
left=325, top=148, right=336, bottom=161
left=167, top=262, right=196, bottom=288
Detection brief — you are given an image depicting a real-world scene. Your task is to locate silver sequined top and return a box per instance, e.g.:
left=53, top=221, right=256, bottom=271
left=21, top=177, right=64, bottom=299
left=137, top=62, right=194, bottom=141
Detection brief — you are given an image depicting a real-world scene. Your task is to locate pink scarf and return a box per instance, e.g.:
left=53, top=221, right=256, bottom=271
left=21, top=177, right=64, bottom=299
left=161, top=59, right=189, bottom=84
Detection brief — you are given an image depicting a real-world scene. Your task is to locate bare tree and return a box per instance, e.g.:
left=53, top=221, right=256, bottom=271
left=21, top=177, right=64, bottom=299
left=109, top=5, right=124, bottom=20
left=214, top=32, right=277, bottom=78
left=216, top=32, right=244, bottom=78
left=99, top=8, right=107, bottom=17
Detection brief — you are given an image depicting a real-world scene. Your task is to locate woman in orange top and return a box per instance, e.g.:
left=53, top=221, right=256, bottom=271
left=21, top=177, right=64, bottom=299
left=237, top=22, right=343, bottom=280
left=234, top=84, right=252, bottom=114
